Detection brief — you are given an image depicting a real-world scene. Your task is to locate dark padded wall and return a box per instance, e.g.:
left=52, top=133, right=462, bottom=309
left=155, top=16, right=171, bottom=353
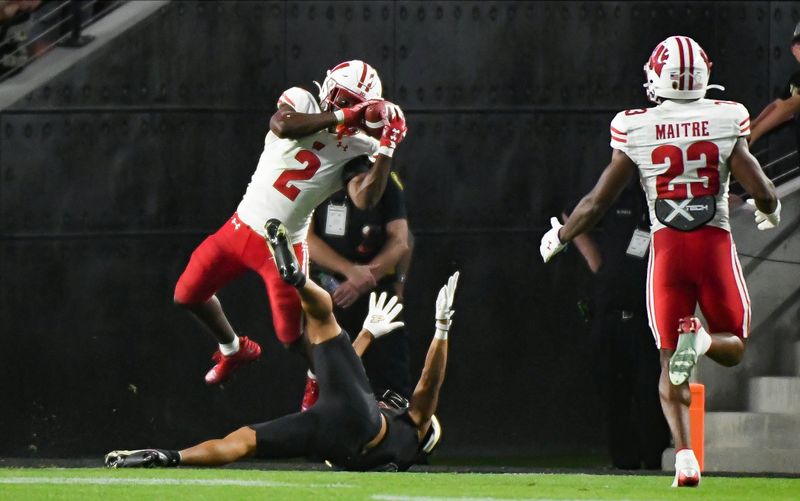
left=1, top=1, right=796, bottom=458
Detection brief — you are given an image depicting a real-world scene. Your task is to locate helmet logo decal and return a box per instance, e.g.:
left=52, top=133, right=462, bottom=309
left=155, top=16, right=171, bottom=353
left=356, top=64, right=375, bottom=93
left=650, top=44, right=669, bottom=77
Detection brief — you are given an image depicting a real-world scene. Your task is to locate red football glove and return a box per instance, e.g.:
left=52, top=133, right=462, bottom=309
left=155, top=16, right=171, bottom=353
left=378, top=103, right=407, bottom=157
left=333, top=99, right=382, bottom=128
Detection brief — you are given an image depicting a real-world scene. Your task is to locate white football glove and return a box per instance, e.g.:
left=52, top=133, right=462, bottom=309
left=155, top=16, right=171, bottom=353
left=435, top=271, right=459, bottom=333
left=362, top=292, right=404, bottom=339
left=539, top=217, right=567, bottom=263
left=746, top=198, right=781, bottom=230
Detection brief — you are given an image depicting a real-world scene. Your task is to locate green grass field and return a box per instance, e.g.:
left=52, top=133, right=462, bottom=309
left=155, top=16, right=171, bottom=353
left=1, top=468, right=798, bottom=500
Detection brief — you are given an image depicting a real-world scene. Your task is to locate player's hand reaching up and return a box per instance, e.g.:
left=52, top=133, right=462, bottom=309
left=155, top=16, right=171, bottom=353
left=539, top=217, right=567, bottom=262
left=378, top=103, right=407, bottom=157
left=434, top=271, right=459, bottom=338
left=362, top=292, right=404, bottom=339
left=746, top=198, right=781, bottom=230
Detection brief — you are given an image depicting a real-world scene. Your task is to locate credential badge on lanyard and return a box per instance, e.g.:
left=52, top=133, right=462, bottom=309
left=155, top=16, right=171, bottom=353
left=325, top=202, right=348, bottom=236
left=625, top=228, right=651, bottom=258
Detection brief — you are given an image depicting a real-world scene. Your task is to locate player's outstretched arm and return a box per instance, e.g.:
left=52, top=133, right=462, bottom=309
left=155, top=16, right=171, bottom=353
left=270, top=100, right=378, bottom=139
left=408, top=271, right=458, bottom=441
left=749, top=95, right=800, bottom=146
left=540, top=149, right=636, bottom=262
left=729, top=138, right=781, bottom=229
left=352, top=291, right=405, bottom=356
left=348, top=103, right=407, bottom=209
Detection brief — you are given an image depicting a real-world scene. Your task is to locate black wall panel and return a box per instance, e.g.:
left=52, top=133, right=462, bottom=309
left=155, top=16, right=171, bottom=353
left=286, top=1, right=396, bottom=100
left=12, top=1, right=286, bottom=110
left=0, top=237, right=308, bottom=456
left=1, top=0, right=793, bottom=459
left=399, top=232, right=597, bottom=455
left=1, top=112, right=265, bottom=234
left=397, top=112, right=611, bottom=231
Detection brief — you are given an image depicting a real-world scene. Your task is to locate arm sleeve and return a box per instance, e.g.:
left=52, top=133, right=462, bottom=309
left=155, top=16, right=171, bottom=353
left=380, top=172, right=408, bottom=222
left=277, top=87, right=321, bottom=114
left=609, top=112, right=629, bottom=154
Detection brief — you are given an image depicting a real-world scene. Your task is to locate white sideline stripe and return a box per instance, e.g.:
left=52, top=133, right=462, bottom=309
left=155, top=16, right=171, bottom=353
left=373, top=496, right=619, bottom=501
left=0, top=477, right=352, bottom=488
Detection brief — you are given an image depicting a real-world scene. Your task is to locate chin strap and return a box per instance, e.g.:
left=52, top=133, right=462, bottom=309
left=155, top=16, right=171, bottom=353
left=706, top=84, right=726, bottom=92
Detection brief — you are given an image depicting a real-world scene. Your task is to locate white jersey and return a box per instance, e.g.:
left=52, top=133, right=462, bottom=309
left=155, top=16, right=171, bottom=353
left=237, top=87, right=379, bottom=243
left=609, top=98, right=751, bottom=233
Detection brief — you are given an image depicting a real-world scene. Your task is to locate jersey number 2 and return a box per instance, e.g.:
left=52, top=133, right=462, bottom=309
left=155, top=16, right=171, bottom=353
left=653, top=141, right=720, bottom=199
left=273, top=146, right=324, bottom=201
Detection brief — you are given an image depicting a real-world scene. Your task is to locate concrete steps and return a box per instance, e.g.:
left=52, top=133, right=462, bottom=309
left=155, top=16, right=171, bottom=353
left=704, top=447, right=800, bottom=474
left=704, top=412, right=800, bottom=449
left=748, top=377, right=800, bottom=414
left=663, top=374, right=800, bottom=473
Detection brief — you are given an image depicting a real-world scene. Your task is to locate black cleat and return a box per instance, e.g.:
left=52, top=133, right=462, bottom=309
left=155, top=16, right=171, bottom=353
left=104, top=449, right=178, bottom=468
left=265, top=219, right=306, bottom=288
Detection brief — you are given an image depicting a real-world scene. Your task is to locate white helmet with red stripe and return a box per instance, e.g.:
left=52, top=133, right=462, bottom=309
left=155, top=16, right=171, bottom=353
left=643, top=36, right=723, bottom=103
left=315, top=60, right=383, bottom=111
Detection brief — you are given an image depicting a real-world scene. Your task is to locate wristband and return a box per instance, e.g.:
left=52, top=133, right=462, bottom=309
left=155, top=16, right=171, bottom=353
left=434, top=319, right=451, bottom=340
left=378, top=145, right=394, bottom=157
left=332, top=109, right=345, bottom=125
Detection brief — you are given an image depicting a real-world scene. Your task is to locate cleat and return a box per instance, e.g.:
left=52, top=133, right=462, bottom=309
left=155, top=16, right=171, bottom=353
left=673, top=468, right=701, bottom=487
left=672, top=449, right=701, bottom=487
left=301, top=375, right=319, bottom=412
left=669, top=317, right=701, bottom=386
left=264, top=218, right=306, bottom=288
left=104, top=449, right=176, bottom=468
left=204, top=336, right=262, bottom=385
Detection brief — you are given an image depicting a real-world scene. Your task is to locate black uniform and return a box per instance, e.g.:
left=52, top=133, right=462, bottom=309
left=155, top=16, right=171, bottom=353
left=574, top=183, right=670, bottom=470
left=250, top=332, right=422, bottom=470
left=310, top=172, right=412, bottom=397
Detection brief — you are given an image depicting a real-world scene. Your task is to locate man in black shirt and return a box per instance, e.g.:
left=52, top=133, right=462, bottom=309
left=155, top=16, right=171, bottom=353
left=105, top=220, right=456, bottom=472
left=304, top=167, right=413, bottom=405
left=565, top=182, right=669, bottom=469
left=750, top=21, right=800, bottom=152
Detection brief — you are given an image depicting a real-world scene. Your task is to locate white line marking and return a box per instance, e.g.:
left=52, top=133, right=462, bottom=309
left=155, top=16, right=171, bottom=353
left=0, top=477, right=352, bottom=488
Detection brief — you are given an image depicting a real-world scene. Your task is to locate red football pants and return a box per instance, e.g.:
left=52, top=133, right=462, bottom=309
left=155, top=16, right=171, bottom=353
left=646, top=226, right=751, bottom=350
left=174, top=213, right=307, bottom=344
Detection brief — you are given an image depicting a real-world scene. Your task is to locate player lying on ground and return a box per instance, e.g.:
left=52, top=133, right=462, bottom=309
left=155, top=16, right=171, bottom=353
left=107, top=220, right=457, bottom=471
left=173, top=59, right=407, bottom=387
left=540, top=36, right=780, bottom=487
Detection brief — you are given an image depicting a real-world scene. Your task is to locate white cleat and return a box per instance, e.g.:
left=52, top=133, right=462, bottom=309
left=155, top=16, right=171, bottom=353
left=669, top=317, right=702, bottom=386
left=672, top=449, right=701, bottom=487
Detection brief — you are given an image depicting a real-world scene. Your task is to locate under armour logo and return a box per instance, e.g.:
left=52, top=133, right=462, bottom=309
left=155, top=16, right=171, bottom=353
left=337, top=141, right=348, bottom=151
left=389, top=128, right=400, bottom=140
left=231, top=217, right=241, bottom=230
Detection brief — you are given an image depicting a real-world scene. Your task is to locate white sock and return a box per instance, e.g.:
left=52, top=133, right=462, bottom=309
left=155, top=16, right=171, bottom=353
left=307, top=370, right=317, bottom=380
left=675, top=448, right=699, bottom=469
left=219, top=336, right=240, bottom=356
left=694, top=325, right=712, bottom=356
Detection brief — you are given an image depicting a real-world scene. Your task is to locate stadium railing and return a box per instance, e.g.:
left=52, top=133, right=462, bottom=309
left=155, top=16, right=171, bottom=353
left=0, top=0, right=127, bottom=83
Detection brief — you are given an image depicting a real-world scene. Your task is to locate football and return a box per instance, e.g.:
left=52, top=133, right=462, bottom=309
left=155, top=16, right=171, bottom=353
left=362, top=100, right=387, bottom=138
